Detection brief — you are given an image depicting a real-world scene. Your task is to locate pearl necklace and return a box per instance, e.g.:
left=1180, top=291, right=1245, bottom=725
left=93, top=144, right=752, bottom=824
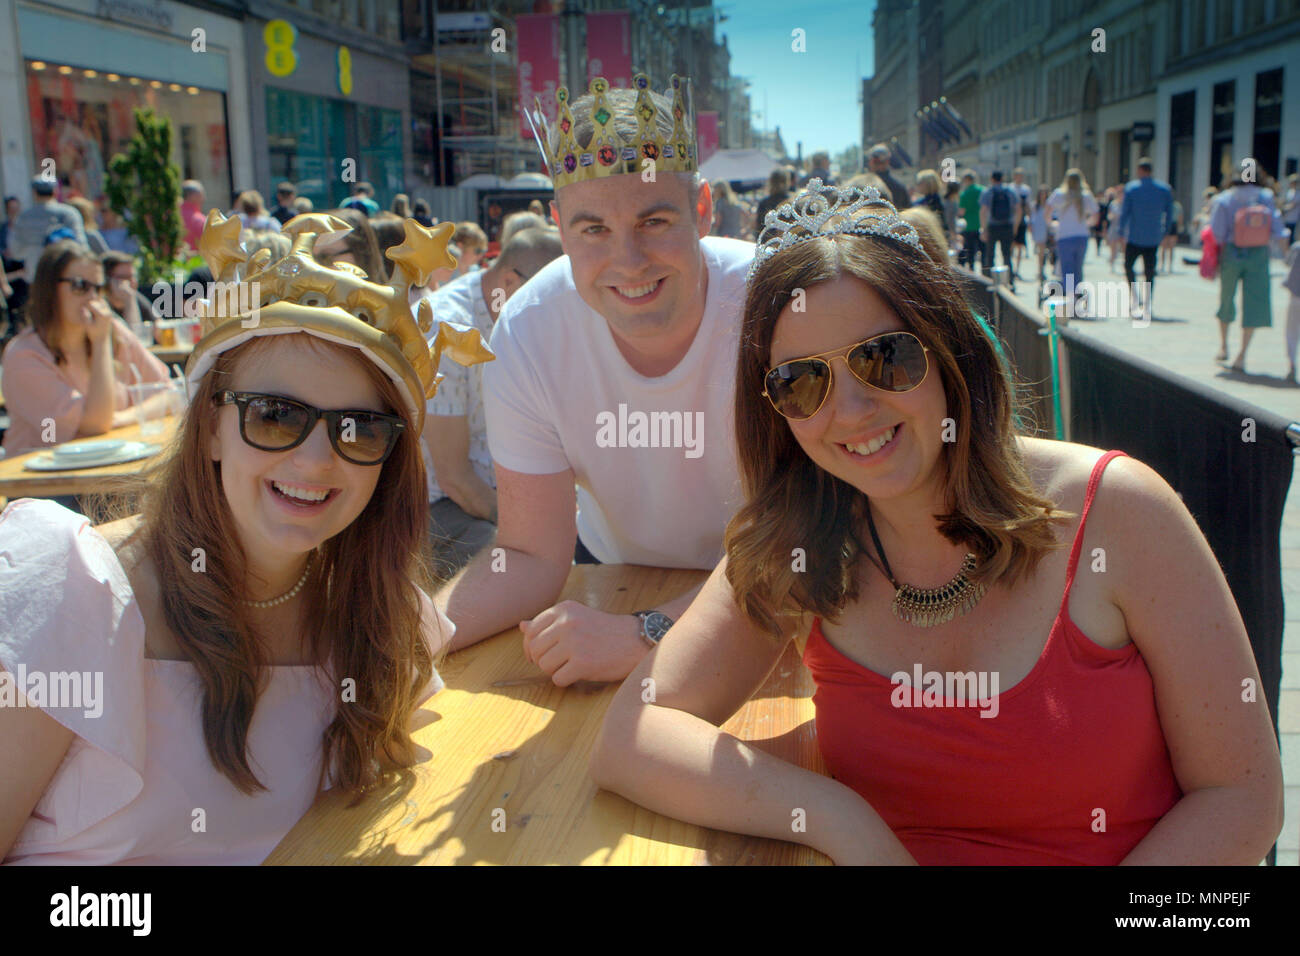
left=242, top=554, right=314, bottom=609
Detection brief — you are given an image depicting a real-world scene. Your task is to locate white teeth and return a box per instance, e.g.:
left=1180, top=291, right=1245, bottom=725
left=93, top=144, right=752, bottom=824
left=844, top=427, right=895, bottom=457
left=273, top=481, right=329, bottom=502
left=616, top=280, right=658, bottom=298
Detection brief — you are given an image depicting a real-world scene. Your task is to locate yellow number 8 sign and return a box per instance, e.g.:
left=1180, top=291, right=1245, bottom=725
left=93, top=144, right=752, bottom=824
left=264, top=19, right=298, bottom=77
left=338, top=46, right=353, bottom=96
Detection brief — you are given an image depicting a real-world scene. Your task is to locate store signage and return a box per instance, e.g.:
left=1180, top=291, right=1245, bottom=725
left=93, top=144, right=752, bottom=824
left=586, top=12, right=631, bottom=91
left=517, top=14, right=559, bottom=139
left=697, top=112, right=719, bottom=163
left=437, top=12, right=491, bottom=31
left=96, top=0, right=172, bottom=31
left=264, top=19, right=298, bottom=78
left=1132, top=121, right=1154, bottom=141
left=338, top=46, right=353, bottom=96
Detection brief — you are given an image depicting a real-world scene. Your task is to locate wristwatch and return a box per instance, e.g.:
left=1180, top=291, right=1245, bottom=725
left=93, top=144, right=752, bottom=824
left=633, top=609, right=674, bottom=647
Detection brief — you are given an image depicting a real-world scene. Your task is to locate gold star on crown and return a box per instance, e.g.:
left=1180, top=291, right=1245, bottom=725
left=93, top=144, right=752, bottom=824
left=525, top=73, right=697, bottom=189
left=186, top=210, right=493, bottom=431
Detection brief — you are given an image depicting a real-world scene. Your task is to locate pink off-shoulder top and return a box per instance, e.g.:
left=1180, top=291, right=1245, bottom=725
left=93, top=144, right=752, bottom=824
left=0, top=498, right=448, bottom=865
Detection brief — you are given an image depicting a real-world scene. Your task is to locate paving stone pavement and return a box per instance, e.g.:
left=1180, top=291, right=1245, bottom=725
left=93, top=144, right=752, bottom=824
left=988, top=238, right=1298, bottom=864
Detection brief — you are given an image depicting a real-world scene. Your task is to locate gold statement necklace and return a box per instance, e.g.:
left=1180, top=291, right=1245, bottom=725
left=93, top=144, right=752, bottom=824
left=861, top=505, right=986, bottom=628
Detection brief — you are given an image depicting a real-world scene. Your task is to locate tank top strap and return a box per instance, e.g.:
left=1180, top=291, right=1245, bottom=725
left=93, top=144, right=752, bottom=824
left=1060, top=450, right=1128, bottom=607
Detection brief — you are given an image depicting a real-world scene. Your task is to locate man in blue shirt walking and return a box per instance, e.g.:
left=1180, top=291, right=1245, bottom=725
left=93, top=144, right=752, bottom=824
left=1118, top=158, right=1173, bottom=319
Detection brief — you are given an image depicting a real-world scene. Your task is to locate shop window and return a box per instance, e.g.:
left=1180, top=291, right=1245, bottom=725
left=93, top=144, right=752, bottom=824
left=24, top=60, right=230, bottom=206
left=1252, top=67, right=1283, bottom=179
left=1209, top=80, right=1235, bottom=189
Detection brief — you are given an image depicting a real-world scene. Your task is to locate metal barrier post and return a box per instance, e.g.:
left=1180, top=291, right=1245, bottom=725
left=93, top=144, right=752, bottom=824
left=988, top=265, right=1008, bottom=335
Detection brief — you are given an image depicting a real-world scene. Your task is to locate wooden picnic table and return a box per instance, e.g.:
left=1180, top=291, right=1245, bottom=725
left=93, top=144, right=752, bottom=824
left=0, top=419, right=176, bottom=499
left=265, top=564, right=830, bottom=865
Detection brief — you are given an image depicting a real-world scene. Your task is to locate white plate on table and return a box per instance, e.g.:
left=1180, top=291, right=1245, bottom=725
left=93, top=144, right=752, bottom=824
left=25, top=441, right=163, bottom=471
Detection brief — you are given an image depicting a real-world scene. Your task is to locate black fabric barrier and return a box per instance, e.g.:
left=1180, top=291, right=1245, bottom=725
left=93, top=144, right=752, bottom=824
left=959, top=276, right=1056, bottom=438
left=1058, top=327, right=1293, bottom=743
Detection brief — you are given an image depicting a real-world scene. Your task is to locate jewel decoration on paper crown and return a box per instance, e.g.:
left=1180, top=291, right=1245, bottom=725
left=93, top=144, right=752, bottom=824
left=749, top=179, right=925, bottom=278
left=525, top=73, right=697, bottom=189
left=193, top=209, right=493, bottom=411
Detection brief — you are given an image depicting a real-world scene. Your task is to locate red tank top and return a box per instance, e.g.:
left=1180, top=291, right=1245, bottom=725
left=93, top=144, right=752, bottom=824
left=802, top=450, right=1182, bottom=865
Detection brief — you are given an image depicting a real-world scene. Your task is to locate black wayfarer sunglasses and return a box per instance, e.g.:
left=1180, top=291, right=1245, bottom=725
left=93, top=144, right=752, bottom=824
left=213, top=390, right=405, bottom=465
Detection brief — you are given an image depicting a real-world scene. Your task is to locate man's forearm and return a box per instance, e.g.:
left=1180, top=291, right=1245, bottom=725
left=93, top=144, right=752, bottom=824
left=640, top=582, right=705, bottom=622
left=439, top=543, right=570, bottom=651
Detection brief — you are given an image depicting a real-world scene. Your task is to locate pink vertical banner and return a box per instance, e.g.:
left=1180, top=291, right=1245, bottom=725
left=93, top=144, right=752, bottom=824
left=585, top=11, right=631, bottom=91
left=697, top=111, right=719, bottom=163
left=516, top=14, right=560, bottom=139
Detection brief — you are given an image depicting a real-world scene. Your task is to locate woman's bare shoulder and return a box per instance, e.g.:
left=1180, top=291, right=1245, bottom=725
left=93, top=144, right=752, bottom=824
left=94, top=514, right=143, bottom=550
left=1017, top=437, right=1177, bottom=524
left=93, top=515, right=153, bottom=581
left=1014, top=436, right=1110, bottom=508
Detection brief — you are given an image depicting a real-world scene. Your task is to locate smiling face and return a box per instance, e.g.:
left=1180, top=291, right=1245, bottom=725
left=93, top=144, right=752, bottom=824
left=552, top=173, right=711, bottom=341
left=769, top=275, right=948, bottom=504
left=209, top=336, right=387, bottom=564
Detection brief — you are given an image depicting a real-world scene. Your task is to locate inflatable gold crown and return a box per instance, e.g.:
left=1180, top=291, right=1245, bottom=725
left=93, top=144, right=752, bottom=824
left=525, top=73, right=697, bottom=189
left=185, top=210, right=493, bottom=432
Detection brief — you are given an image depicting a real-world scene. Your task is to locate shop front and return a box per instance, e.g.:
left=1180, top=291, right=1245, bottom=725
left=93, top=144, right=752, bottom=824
left=1, top=0, right=251, bottom=207
left=247, top=15, right=409, bottom=213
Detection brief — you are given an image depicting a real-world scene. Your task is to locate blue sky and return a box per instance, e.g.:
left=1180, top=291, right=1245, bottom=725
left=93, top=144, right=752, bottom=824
left=718, top=0, right=876, bottom=158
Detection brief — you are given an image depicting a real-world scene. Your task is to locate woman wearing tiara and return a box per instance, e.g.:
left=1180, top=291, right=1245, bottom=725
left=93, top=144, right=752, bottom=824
left=0, top=211, right=491, bottom=864
left=592, top=181, right=1282, bottom=865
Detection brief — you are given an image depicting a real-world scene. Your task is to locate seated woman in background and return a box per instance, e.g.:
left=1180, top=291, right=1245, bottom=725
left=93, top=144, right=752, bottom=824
left=101, top=250, right=161, bottom=338
left=0, top=210, right=491, bottom=864
left=591, top=182, right=1282, bottom=865
left=1, top=241, right=169, bottom=456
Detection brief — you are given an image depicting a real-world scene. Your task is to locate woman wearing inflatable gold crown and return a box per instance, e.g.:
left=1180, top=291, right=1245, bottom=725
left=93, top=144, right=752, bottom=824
left=0, top=211, right=492, bottom=864
left=594, top=180, right=1282, bottom=865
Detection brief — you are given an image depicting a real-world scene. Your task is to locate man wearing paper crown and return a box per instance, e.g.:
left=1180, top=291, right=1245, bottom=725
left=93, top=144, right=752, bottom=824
left=440, top=73, right=755, bottom=686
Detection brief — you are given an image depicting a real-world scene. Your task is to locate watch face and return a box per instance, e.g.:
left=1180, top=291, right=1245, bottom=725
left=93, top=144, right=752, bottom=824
left=644, top=612, right=673, bottom=643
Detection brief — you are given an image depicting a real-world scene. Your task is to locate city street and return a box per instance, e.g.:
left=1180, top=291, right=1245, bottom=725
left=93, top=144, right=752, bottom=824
left=990, top=239, right=1299, bottom=865
left=1003, top=239, right=1299, bottom=421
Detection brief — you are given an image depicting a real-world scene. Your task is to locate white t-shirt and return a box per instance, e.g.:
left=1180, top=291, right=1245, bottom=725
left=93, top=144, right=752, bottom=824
left=484, top=237, right=753, bottom=568
left=418, top=269, right=492, bottom=330
left=418, top=271, right=495, bottom=503
left=1046, top=189, right=1100, bottom=239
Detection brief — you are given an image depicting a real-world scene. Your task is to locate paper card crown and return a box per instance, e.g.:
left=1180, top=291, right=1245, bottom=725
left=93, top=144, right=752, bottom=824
left=525, top=73, right=697, bottom=189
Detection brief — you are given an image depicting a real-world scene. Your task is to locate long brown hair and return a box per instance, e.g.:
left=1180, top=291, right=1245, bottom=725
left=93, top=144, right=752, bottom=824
left=28, top=241, right=111, bottom=365
left=116, top=334, right=435, bottom=800
left=725, top=233, right=1067, bottom=638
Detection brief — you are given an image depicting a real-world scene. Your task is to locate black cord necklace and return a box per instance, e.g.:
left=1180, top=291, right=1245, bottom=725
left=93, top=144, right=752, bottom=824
left=861, top=503, right=987, bottom=628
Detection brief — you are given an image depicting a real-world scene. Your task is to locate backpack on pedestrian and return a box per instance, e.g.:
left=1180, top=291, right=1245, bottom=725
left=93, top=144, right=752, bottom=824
left=1232, top=203, right=1272, bottom=247
left=989, top=186, right=1013, bottom=225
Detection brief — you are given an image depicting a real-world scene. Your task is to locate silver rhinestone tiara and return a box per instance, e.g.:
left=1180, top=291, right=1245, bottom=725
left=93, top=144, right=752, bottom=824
left=750, top=178, right=923, bottom=278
